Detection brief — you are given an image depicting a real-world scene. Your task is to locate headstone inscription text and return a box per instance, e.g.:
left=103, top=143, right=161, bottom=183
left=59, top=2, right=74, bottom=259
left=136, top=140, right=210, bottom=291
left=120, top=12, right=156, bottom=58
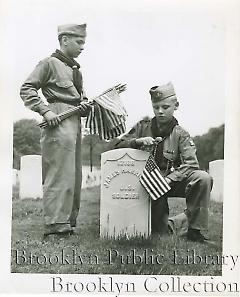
left=100, top=148, right=151, bottom=238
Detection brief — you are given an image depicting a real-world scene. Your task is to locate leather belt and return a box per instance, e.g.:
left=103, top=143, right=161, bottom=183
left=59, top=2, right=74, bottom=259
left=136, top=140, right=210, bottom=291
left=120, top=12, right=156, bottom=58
left=48, top=98, right=81, bottom=106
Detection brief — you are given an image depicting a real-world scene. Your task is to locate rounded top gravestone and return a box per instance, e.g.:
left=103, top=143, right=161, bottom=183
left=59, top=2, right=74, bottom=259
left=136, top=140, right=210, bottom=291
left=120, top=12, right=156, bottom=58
left=19, top=155, right=43, bottom=199
left=100, top=148, right=151, bottom=238
left=209, top=159, right=224, bottom=202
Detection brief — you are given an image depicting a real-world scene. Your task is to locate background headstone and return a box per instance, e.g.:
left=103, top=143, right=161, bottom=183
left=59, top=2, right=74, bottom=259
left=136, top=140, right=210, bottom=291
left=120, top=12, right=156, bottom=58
left=12, top=169, right=19, bottom=186
left=82, top=166, right=101, bottom=189
left=209, top=159, right=224, bottom=202
left=19, top=155, right=43, bottom=199
left=100, top=148, right=151, bottom=238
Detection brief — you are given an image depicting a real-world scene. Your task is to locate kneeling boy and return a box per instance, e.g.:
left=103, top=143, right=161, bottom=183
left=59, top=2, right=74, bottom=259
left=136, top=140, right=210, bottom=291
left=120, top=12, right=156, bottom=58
left=113, top=82, right=212, bottom=242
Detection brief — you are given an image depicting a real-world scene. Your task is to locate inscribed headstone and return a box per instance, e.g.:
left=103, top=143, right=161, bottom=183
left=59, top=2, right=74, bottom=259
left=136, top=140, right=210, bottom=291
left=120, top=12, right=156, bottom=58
left=100, top=148, right=151, bottom=238
left=12, top=169, right=19, bottom=186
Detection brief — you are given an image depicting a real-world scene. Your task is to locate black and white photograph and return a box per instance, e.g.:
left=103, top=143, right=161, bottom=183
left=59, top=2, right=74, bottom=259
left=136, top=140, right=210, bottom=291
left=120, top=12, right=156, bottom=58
left=0, top=0, right=240, bottom=295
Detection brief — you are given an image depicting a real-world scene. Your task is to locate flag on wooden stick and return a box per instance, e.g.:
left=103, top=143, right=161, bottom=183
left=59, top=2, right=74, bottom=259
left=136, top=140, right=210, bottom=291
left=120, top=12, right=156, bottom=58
left=140, top=154, right=171, bottom=200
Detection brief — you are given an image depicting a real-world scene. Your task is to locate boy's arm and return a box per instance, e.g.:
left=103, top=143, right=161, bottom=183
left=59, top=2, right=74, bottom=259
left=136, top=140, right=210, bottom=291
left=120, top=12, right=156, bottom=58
left=111, top=123, right=141, bottom=149
left=20, top=60, right=51, bottom=116
left=166, top=128, right=199, bottom=182
left=112, top=120, right=156, bottom=149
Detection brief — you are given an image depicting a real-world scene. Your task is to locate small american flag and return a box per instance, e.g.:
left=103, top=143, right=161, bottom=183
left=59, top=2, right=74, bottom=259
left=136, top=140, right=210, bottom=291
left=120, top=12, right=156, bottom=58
left=95, top=88, right=127, bottom=116
left=86, top=87, right=127, bottom=140
left=140, top=155, right=171, bottom=200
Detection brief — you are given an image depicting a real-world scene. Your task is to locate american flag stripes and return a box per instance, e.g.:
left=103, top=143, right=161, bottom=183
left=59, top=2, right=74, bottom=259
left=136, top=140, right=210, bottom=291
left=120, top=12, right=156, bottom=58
left=86, top=87, right=127, bottom=140
left=94, top=88, right=127, bottom=116
left=140, top=154, right=171, bottom=200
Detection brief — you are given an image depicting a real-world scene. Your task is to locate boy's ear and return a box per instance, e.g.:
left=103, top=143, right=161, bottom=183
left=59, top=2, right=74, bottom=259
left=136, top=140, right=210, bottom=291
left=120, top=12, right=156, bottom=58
left=61, top=35, right=68, bottom=45
left=174, top=101, right=179, bottom=110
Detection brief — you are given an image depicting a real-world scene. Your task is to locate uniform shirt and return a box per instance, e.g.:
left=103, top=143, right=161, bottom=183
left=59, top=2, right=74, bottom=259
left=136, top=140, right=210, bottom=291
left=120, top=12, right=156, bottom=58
left=20, top=57, right=85, bottom=115
left=113, top=119, right=199, bottom=182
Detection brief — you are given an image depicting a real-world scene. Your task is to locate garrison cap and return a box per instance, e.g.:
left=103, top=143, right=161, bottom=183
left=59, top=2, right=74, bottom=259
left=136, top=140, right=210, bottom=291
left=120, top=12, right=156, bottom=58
left=149, top=82, right=177, bottom=102
left=58, top=23, right=87, bottom=38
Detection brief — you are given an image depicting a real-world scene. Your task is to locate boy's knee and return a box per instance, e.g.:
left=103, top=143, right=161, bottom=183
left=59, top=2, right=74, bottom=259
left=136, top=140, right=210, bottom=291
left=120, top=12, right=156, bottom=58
left=190, top=170, right=213, bottom=188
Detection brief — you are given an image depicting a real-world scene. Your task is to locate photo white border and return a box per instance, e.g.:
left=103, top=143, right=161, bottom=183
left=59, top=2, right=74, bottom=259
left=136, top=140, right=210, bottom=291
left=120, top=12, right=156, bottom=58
left=0, top=0, right=240, bottom=296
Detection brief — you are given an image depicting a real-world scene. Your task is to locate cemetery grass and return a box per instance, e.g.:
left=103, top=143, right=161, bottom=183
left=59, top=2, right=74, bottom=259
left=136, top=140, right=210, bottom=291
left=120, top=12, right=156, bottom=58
left=11, top=186, right=223, bottom=275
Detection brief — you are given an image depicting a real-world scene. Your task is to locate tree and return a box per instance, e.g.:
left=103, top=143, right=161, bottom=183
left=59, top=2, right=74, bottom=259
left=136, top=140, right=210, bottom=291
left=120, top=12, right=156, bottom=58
left=194, top=124, right=224, bottom=170
left=81, top=134, right=109, bottom=167
left=13, top=119, right=41, bottom=169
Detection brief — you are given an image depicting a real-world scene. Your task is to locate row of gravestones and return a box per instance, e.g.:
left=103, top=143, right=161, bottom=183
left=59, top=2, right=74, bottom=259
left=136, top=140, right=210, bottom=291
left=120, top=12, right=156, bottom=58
left=16, top=150, right=224, bottom=238
left=17, top=151, right=224, bottom=202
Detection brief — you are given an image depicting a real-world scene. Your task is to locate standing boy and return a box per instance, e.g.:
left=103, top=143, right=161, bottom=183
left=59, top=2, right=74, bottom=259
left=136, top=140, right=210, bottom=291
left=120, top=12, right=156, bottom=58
left=20, top=24, right=91, bottom=236
left=113, top=82, right=212, bottom=242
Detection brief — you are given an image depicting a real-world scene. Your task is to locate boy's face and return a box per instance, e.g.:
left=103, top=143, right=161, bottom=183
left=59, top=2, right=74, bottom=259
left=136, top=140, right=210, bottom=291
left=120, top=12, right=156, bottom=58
left=64, top=35, right=86, bottom=58
left=152, top=97, right=179, bottom=124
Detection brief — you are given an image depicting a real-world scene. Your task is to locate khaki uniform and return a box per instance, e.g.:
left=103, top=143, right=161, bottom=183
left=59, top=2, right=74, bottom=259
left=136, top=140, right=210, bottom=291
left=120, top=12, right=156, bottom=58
left=113, top=119, right=213, bottom=234
left=20, top=56, right=83, bottom=233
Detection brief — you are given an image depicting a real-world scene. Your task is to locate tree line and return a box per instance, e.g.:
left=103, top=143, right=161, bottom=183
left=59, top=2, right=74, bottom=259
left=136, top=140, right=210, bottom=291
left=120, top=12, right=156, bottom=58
left=13, top=119, right=224, bottom=170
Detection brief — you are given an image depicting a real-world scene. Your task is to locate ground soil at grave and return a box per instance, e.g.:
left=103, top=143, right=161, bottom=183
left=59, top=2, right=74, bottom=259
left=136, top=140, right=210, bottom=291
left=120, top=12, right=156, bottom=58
left=11, top=186, right=223, bottom=275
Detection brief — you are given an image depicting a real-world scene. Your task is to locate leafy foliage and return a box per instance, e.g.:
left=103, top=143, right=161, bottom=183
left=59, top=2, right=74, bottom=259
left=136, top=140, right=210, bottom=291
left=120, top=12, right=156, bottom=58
left=13, top=119, right=41, bottom=169
left=193, top=124, right=224, bottom=170
left=81, top=134, right=110, bottom=166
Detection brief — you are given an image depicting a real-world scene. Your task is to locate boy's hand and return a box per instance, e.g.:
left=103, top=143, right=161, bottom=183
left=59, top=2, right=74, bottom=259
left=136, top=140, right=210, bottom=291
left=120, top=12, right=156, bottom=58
left=136, top=137, right=155, bottom=146
left=43, top=111, right=61, bottom=127
left=79, top=102, right=91, bottom=117
left=165, top=177, right=172, bottom=185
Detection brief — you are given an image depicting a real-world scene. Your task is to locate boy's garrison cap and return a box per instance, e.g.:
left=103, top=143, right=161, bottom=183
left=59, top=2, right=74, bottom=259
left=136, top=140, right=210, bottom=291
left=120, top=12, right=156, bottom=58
left=149, top=82, right=177, bottom=102
left=58, top=23, right=87, bottom=38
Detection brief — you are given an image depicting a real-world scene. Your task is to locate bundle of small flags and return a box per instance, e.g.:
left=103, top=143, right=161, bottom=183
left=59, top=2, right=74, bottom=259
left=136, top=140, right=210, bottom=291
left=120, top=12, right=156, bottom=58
left=38, top=84, right=127, bottom=140
left=140, top=154, right=171, bottom=200
left=86, top=84, right=127, bottom=140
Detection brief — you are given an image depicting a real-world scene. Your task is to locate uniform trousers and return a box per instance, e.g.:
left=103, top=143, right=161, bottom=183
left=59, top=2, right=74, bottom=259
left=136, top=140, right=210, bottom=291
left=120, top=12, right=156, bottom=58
left=151, top=170, right=213, bottom=234
left=41, top=102, right=82, bottom=234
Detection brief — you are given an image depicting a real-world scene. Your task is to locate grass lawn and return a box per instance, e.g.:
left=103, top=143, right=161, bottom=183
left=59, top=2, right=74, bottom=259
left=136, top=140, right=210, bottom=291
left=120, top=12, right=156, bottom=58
left=11, top=186, right=223, bottom=275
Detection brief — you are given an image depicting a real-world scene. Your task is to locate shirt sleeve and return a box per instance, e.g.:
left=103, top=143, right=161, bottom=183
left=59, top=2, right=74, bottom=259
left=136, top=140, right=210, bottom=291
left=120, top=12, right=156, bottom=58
left=167, top=129, right=199, bottom=181
left=20, top=59, right=51, bottom=116
left=111, top=122, right=143, bottom=149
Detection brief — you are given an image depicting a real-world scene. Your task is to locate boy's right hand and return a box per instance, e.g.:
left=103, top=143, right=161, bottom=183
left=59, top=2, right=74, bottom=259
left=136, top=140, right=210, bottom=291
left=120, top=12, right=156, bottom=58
left=43, top=111, right=61, bottom=127
left=78, top=102, right=91, bottom=117
left=135, top=137, right=155, bottom=146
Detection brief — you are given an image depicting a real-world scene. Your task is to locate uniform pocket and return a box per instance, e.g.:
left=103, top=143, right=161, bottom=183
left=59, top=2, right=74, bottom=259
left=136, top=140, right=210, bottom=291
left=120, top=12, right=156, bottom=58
left=56, top=81, right=74, bottom=88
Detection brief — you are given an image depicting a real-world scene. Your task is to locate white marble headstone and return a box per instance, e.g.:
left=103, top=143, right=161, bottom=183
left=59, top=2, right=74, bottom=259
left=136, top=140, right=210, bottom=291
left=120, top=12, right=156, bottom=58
left=12, top=169, right=19, bottom=186
left=100, top=148, right=151, bottom=238
left=19, top=155, right=43, bottom=199
left=209, top=159, right=224, bottom=202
